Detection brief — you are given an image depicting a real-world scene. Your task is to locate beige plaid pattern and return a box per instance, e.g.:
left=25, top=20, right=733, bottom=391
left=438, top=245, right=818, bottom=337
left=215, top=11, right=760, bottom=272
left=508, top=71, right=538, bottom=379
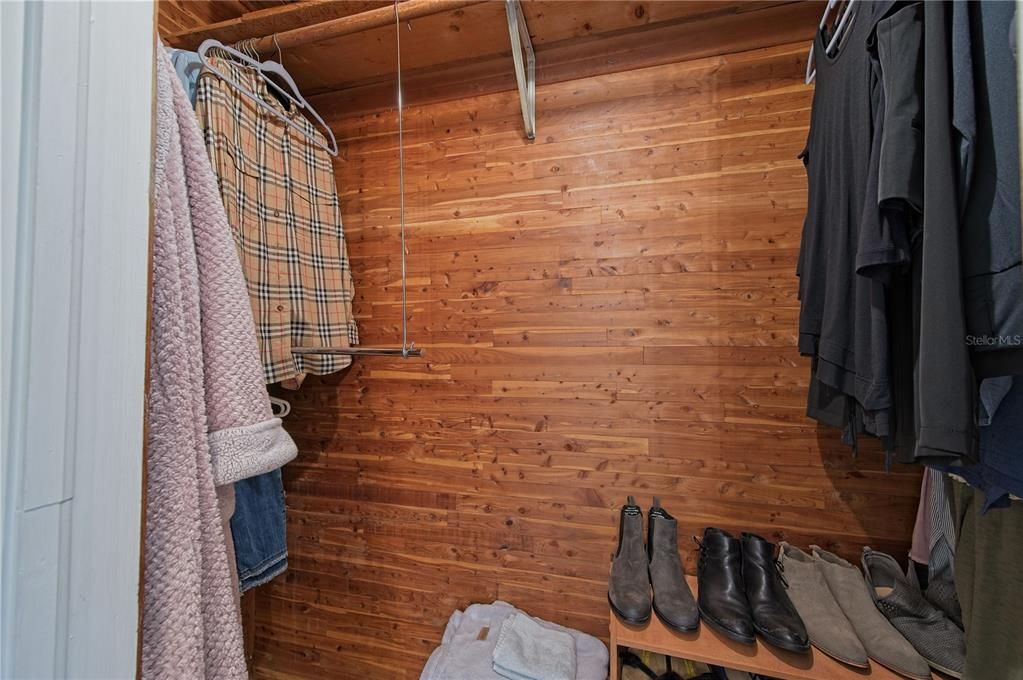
left=195, top=55, right=357, bottom=385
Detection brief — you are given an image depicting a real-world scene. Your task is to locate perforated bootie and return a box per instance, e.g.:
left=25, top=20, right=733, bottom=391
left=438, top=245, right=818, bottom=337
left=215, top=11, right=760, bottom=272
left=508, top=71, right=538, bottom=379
left=812, top=546, right=931, bottom=680
left=862, top=547, right=964, bottom=678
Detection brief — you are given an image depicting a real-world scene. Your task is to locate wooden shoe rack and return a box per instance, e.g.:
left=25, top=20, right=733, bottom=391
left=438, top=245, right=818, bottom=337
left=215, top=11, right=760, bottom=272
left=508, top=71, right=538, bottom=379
left=609, top=576, right=937, bottom=680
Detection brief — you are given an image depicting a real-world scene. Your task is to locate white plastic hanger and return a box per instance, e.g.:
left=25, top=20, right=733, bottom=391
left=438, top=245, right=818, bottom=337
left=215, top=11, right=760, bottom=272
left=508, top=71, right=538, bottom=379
left=806, top=0, right=857, bottom=84
left=826, top=1, right=857, bottom=53
left=269, top=396, right=291, bottom=419
left=197, top=38, right=339, bottom=156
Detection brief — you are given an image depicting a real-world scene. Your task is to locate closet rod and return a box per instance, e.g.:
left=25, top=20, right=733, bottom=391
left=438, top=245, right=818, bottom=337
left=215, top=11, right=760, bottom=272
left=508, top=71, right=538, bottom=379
left=293, top=346, right=424, bottom=357
left=246, top=0, right=481, bottom=55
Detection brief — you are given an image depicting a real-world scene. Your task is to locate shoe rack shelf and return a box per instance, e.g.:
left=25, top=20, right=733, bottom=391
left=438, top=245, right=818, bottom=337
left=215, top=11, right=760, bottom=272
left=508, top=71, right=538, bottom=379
left=609, top=576, right=937, bottom=680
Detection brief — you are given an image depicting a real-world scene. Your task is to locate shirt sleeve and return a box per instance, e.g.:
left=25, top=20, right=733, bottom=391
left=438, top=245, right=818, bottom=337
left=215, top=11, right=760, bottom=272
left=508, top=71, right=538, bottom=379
left=856, top=2, right=923, bottom=279
left=877, top=2, right=925, bottom=212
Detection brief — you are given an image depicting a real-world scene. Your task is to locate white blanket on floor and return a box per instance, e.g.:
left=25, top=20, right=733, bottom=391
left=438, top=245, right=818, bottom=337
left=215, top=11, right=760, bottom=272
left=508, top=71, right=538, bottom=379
left=420, top=601, right=607, bottom=680
left=493, top=612, right=576, bottom=680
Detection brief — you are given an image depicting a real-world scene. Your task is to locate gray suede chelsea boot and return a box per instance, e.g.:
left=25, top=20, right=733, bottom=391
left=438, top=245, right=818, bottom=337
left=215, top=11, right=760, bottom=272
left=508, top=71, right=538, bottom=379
left=608, top=496, right=652, bottom=624
left=647, top=498, right=698, bottom=632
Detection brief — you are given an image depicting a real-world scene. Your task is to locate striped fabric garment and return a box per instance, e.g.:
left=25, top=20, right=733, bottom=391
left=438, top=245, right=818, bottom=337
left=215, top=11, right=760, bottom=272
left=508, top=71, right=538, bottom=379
left=195, top=52, right=357, bottom=385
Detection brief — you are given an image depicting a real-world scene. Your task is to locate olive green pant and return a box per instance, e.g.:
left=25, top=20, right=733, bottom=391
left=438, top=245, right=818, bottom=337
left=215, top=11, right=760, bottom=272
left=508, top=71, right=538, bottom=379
left=951, top=483, right=1023, bottom=680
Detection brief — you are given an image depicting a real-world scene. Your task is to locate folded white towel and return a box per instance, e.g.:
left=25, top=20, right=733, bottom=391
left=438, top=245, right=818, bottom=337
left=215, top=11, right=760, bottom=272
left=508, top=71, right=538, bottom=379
left=492, top=612, right=577, bottom=680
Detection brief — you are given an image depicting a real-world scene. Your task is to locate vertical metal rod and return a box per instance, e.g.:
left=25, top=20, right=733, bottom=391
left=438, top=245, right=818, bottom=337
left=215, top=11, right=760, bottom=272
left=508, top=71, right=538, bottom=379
left=394, top=0, right=410, bottom=357
left=505, top=0, right=535, bottom=140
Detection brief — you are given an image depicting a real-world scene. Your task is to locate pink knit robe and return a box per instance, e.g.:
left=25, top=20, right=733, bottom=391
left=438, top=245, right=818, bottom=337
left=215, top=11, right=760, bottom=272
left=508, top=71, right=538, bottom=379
left=143, top=45, right=297, bottom=679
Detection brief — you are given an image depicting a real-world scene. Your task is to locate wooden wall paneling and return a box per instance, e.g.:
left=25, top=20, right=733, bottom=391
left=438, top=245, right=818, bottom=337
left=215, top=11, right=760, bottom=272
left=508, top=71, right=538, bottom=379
left=244, top=34, right=924, bottom=680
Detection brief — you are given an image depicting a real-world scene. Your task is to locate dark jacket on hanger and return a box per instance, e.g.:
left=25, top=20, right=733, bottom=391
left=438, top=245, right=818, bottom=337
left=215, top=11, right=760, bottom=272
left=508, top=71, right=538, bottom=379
left=955, top=0, right=1023, bottom=383
left=912, top=0, right=975, bottom=461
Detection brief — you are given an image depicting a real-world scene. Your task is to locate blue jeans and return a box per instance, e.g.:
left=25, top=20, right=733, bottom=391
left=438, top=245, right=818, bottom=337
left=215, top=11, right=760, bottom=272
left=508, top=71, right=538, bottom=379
left=231, top=468, right=288, bottom=591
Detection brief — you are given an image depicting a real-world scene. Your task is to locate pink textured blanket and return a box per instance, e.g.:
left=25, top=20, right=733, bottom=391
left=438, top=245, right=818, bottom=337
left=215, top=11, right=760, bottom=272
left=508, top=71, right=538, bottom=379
left=143, top=45, right=296, bottom=678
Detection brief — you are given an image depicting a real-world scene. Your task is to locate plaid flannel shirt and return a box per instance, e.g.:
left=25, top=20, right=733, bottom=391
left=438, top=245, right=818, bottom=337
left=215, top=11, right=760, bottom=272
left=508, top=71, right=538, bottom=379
left=196, top=54, right=358, bottom=385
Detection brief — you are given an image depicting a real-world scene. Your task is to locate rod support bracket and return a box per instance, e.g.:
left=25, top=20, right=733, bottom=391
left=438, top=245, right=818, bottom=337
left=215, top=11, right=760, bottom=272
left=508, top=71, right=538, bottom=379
left=505, top=0, right=535, bottom=140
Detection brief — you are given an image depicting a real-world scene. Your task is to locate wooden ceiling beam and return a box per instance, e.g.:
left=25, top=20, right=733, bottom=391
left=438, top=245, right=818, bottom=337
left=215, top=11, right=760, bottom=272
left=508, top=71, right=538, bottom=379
left=164, top=0, right=485, bottom=52
left=311, top=1, right=817, bottom=119
left=163, top=1, right=389, bottom=49
left=251, top=0, right=483, bottom=54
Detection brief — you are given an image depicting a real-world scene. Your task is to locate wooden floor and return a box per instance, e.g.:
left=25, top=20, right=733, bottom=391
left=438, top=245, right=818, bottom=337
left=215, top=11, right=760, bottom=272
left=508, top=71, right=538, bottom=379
left=249, top=40, right=924, bottom=680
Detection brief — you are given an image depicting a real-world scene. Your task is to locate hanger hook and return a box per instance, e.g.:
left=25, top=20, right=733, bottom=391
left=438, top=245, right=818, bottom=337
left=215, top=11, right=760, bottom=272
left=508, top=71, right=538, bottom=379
left=273, top=33, right=283, bottom=63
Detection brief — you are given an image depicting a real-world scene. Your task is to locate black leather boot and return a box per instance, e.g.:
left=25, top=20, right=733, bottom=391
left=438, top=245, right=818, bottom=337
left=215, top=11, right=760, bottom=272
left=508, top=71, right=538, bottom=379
left=647, top=498, right=698, bottom=632
left=608, top=496, right=651, bottom=624
left=697, top=528, right=754, bottom=644
left=741, top=532, right=809, bottom=653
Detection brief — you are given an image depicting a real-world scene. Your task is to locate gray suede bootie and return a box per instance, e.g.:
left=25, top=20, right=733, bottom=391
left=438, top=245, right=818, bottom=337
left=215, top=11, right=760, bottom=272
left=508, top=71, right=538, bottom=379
left=647, top=498, right=698, bottom=632
left=608, top=496, right=651, bottom=624
left=812, top=546, right=932, bottom=680
left=862, top=547, right=964, bottom=679
left=779, top=543, right=868, bottom=668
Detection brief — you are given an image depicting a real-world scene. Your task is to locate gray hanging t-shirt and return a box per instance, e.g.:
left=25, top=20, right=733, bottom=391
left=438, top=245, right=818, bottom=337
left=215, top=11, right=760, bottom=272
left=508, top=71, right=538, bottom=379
left=798, top=1, right=899, bottom=440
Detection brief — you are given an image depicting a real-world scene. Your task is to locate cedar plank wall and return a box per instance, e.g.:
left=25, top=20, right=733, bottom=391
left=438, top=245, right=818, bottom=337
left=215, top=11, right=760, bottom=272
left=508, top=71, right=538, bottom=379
left=251, top=36, right=923, bottom=680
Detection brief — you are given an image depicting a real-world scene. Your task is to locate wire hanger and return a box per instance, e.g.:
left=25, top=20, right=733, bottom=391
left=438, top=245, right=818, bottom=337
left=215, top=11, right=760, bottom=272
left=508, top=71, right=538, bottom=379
left=241, top=35, right=307, bottom=112
left=196, top=37, right=339, bottom=156
left=805, top=0, right=857, bottom=84
left=291, top=0, right=423, bottom=359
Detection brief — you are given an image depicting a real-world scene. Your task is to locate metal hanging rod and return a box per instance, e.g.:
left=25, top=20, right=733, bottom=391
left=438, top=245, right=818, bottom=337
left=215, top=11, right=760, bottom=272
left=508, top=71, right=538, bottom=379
left=505, top=0, right=535, bottom=140
left=294, top=346, right=423, bottom=357
left=293, top=0, right=423, bottom=360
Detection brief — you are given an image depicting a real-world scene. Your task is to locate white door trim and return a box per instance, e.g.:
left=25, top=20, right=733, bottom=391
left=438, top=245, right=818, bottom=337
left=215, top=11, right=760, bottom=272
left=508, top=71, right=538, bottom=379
left=2, top=1, right=155, bottom=677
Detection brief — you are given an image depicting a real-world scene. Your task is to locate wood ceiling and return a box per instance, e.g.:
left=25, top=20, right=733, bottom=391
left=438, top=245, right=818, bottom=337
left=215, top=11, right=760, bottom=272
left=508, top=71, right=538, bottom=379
left=160, top=1, right=818, bottom=113
left=158, top=0, right=297, bottom=35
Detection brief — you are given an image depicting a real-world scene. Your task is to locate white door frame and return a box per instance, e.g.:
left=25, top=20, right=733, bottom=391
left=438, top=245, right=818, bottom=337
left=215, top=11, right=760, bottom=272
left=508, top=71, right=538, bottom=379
left=2, top=1, right=155, bottom=677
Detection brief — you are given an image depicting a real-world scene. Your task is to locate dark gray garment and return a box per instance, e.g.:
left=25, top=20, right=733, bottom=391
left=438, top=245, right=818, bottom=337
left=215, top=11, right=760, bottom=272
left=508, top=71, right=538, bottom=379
left=888, top=228, right=924, bottom=460
left=958, top=1, right=1023, bottom=381
left=857, top=2, right=925, bottom=450
left=914, top=0, right=975, bottom=461
left=876, top=2, right=926, bottom=217
left=798, top=1, right=898, bottom=439
left=806, top=359, right=849, bottom=430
